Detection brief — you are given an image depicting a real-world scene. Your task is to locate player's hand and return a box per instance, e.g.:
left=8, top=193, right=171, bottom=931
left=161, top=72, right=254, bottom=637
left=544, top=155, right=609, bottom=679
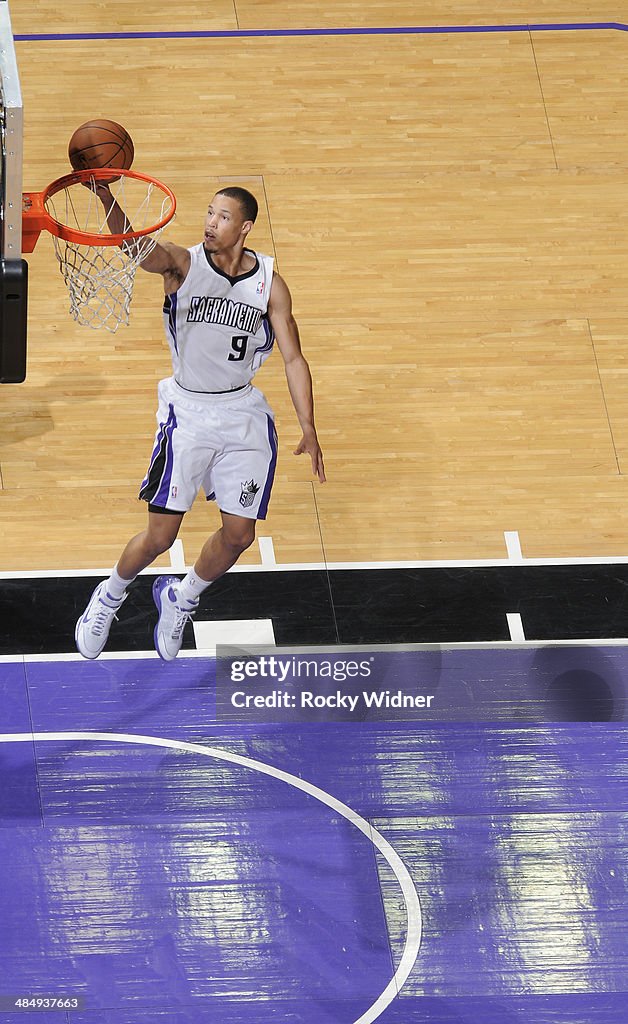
left=81, top=177, right=112, bottom=202
left=294, top=431, right=326, bottom=482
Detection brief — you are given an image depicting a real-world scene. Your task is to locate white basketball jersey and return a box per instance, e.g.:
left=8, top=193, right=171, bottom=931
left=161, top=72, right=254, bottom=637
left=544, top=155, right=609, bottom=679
left=163, top=244, right=275, bottom=392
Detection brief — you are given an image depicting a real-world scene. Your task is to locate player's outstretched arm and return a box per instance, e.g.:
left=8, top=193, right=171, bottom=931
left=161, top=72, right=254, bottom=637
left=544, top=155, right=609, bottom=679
left=90, top=181, right=190, bottom=290
left=269, top=272, right=326, bottom=483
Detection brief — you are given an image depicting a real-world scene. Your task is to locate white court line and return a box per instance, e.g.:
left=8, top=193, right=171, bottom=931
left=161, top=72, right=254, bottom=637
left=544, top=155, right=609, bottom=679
left=0, top=731, right=422, bottom=1024
left=6, top=553, right=628, bottom=580
left=258, top=536, right=276, bottom=566
left=193, top=617, right=276, bottom=648
left=506, top=612, right=526, bottom=642
left=4, top=635, right=628, bottom=665
left=504, top=531, right=523, bottom=561
left=168, top=539, right=186, bottom=573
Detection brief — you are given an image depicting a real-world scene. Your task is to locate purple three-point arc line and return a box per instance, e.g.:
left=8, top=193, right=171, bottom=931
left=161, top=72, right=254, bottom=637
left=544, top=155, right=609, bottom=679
left=13, top=23, right=628, bottom=42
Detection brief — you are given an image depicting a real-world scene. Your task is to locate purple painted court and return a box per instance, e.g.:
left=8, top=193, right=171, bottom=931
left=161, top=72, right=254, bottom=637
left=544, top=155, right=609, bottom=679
left=1, top=646, right=627, bottom=1022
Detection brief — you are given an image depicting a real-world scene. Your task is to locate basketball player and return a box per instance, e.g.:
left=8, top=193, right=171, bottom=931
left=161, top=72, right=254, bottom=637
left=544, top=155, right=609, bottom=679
left=76, top=185, right=325, bottom=661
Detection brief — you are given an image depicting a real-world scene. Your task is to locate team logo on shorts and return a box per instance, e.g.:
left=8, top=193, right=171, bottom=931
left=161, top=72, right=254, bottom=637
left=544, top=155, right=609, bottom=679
left=239, top=479, right=260, bottom=508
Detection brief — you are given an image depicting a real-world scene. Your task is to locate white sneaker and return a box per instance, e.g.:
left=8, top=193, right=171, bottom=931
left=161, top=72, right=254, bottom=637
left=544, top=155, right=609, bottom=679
left=75, top=581, right=126, bottom=659
left=152, top=575, right=199, bottom=661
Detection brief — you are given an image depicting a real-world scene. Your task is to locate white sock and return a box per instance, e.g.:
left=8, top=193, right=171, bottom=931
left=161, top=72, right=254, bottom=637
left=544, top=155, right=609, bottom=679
left=105, top=565, right=136, bottom=601
left=177, top=570, right=212, bottom=606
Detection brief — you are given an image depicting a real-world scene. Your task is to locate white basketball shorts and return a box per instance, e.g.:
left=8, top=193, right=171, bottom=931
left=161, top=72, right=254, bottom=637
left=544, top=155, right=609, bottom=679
left=139, top=377, right=278, bottom=520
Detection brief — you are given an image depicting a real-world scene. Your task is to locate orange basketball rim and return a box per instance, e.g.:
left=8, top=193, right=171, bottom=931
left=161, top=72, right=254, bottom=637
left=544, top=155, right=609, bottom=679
left=22, top=167, right=176, bottom=253
left=21, top=167, right=177, bottom=332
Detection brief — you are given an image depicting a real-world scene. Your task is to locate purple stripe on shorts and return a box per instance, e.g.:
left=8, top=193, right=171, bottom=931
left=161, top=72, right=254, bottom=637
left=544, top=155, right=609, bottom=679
left=258, top=415, right=278, bottom=520
left=153, top=407, right=178, bottom=507
left=140, top=414, right=169, bottom=493
left=140, top=403, right=178, bottom=506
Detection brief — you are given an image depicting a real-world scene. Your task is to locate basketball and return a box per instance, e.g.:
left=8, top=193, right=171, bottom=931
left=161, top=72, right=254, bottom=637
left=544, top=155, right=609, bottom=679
left=68, top=119, right=134, bottom=178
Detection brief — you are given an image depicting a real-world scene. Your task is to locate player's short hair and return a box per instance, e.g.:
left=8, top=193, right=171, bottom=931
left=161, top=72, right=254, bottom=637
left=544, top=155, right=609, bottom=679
left=215, top=187, right=258, bottom=223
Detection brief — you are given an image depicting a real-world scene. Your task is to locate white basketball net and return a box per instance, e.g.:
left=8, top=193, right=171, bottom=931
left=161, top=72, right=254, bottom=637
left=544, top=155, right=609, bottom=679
left=46, top=174, right=174, bottom=332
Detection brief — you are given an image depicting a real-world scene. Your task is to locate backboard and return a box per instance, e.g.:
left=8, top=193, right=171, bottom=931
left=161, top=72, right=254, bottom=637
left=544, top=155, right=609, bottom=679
left=0, top=0, right=27, bottom=383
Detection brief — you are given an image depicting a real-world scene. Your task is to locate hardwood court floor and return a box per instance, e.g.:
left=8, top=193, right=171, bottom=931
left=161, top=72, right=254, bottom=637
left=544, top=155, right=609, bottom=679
left=2, top=4, right=628, bottom=569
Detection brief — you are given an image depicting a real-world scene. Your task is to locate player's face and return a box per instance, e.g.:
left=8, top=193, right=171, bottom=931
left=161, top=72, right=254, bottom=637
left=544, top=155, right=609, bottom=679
left=204, top=195, right=250, bottom=252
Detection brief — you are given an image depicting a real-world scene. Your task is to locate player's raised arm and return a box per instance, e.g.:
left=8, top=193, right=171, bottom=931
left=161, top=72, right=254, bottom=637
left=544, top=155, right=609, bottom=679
left=90, top=180, right=190, bottom=290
